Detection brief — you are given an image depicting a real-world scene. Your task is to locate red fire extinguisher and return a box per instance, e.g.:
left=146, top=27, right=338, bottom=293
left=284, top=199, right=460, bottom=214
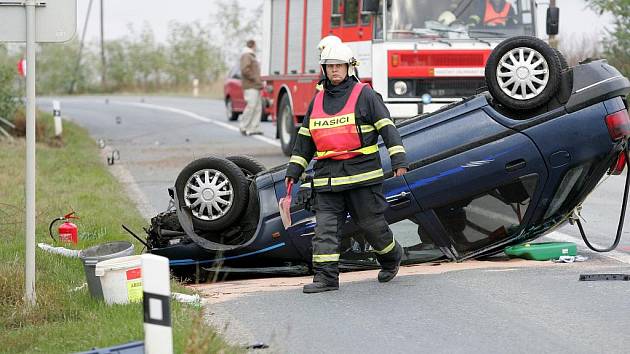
left=49, top=211, right=79, bottom=245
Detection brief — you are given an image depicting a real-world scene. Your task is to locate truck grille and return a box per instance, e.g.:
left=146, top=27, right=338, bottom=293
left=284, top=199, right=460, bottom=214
left=400, top=53, right=485, bottom=67
left=415, top=78, right=486, bottom=98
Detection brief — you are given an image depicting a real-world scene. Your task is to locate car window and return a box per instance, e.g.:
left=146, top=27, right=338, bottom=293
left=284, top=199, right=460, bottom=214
left=435, top=174, right=538, bottom=255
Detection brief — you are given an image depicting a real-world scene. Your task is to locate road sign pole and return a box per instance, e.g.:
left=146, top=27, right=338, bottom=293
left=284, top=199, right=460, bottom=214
left=24, top=0, right=37, bottom=306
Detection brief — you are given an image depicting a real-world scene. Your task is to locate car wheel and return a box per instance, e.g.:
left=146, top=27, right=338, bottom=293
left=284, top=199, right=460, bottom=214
left=485, top=36, right=561, bottom=111
left=175, top=157, right=249, bottom=231
left=225, top=97, right=239, bottom=121
left=278, top=94, right=297, bottom=156
left=554, top=48, right=569, bottom=70
left=226, top=155, right=267, bottom=178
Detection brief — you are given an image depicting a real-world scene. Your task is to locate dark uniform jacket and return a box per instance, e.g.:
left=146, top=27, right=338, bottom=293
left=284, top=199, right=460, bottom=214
left=286, top=77, right=408, bottom=192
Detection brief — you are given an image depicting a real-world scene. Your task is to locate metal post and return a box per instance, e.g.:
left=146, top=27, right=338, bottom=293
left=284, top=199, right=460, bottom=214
left=192, top=78, right=199, bottom=97
left=142, top=254, right=173, bottom=354
left=548, top=0, right=557, bottom=49
left=100, top=0, right=106, bottom=89
left=24, top=0, right=37, bottom=306
left=382, top=0, right=387, bottom=41
left=53, top=100, right=62, bottom=137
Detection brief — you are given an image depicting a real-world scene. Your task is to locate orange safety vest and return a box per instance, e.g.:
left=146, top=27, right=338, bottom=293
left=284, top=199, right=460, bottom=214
left=310, top=82, right=367, bottom=160
left=484, top=0, right=510, bottom=25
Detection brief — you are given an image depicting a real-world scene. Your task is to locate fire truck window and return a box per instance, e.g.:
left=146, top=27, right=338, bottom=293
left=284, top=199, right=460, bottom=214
left=360, top=12, right=370, bottom=26
left=343, top=0, right=359, bottom=26
left=331, top=0, right=341, bottom=27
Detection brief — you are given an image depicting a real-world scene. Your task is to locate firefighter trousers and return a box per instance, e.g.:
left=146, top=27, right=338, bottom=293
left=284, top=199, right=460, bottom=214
left=312, top=184, right=401, bottom=283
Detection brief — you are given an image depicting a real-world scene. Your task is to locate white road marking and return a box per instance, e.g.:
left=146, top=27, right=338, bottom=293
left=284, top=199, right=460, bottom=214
left=111, top=100, right=281, bottom=147
left=467, top=205, right=630, bottom=264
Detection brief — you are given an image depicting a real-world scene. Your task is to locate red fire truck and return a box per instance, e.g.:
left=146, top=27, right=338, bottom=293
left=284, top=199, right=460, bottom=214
left=261, top=0, right=552, bottom=155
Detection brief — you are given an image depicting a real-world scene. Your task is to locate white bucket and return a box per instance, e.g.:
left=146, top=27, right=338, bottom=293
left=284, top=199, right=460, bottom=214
left=95, top=255, right=143, bottom=305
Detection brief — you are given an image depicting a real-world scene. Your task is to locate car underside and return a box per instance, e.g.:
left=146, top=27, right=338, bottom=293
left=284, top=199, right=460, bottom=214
left=137, top=36, right=630, bottom=280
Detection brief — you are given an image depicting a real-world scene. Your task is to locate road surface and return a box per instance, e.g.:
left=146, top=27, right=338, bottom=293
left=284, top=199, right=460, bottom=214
left=38, top=96, right=630, bottom=353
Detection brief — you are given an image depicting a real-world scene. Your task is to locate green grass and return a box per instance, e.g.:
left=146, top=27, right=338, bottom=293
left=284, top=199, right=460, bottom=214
left=0, top=113, right=239, bottom=353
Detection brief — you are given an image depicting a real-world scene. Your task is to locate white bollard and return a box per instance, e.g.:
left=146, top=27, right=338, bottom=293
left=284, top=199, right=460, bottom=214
left=141, top=254, right=173, bottom=354
left=52, top=100, right=62, bottom=137
left=192, top=78, right=199, bottom=97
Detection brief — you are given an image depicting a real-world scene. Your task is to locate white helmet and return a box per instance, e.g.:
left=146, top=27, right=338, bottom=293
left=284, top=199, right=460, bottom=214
left=320, top=42, right=358, bottom=78
left=317, top=35, right=342, bottom=54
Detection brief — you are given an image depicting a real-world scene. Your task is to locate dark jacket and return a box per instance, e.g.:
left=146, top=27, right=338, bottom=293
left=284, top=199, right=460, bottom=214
left=286, top=77, right=408, bottom=192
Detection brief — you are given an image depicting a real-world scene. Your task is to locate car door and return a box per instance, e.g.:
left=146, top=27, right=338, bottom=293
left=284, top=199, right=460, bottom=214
left=398, top=98, right=548, bottom=260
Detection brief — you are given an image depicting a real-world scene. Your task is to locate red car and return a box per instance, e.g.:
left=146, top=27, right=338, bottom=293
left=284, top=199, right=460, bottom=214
left=223, top=65, right=270, bottom=121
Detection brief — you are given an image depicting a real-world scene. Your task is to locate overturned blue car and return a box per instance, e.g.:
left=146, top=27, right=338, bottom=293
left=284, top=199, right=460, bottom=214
left=139, top=37, right=630, bottom=278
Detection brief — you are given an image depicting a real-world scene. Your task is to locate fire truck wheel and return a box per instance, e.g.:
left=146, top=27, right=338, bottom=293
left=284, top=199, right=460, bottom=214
left=485, top=36, right=561, bottom=111
left=225, top=97, right=239, bottom=121
left=278, top=94, right=297, bottom=156
left=175, top=156, right=249, bottom=231
left=226, top=155, right=267, bottom=178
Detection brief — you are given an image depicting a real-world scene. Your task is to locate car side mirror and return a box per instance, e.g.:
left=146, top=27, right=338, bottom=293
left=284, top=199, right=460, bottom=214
left=362, top=0, right=379, bottom=13
left=546, top=6, right=559, bottom=36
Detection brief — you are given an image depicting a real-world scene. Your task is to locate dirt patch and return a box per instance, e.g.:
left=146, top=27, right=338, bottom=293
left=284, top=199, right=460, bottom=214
left=191, top=258, right=555, bottom=304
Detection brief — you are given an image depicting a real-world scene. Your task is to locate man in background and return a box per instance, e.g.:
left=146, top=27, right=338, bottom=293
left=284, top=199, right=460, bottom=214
left=239, top=39, right=263, bottom=136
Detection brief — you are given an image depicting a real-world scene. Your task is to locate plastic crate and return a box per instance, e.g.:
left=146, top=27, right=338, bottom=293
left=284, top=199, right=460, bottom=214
left=504, top=242, right=577, bottom=261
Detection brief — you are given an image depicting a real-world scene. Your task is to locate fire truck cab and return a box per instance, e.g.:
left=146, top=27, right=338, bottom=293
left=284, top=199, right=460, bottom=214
left=261, top=0, right=551, bottom=155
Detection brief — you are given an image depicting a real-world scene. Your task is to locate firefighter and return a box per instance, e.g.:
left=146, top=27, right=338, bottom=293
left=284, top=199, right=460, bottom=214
left=470, top=0, right=516, bottom=26
left=439, top=0, right=516, bottom=27
left=315, top=35, right=342, bottom=91
left=285, top=42, right=408, bottom=294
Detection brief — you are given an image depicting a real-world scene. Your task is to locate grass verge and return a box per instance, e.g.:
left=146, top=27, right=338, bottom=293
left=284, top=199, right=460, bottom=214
left=0, top=112, right=238, bottom=353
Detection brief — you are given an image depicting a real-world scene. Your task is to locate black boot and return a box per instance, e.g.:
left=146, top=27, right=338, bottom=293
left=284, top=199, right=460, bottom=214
left=377, top=242, right=403, bottom=283
left=303, top=262, right=339, bottom=294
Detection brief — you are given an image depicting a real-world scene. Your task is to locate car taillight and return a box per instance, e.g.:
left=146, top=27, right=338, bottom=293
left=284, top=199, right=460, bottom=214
left=609, top=150, right=626, bottom=175
left=605, top=109, right=630, bottom=141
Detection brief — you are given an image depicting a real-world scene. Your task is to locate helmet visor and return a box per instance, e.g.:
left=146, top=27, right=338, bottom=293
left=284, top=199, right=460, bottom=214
left=320, top=59, right=348, bottom=65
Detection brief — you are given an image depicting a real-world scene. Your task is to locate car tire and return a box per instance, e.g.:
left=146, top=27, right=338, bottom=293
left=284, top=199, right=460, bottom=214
left=225, top=97, right=239, bottom=121
left=175, top=157, right=249, bottom=231
left=485, top=36, right=561, bottom=111
left=226, top=155, right=267, bottom=178
left=554, top=48, right=569, bottom=70
left=278, top=94, right=297, bottom=156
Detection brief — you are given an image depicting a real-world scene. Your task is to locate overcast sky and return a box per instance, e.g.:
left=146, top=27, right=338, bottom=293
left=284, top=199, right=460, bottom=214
left=76, top=0, right=614, bottom=43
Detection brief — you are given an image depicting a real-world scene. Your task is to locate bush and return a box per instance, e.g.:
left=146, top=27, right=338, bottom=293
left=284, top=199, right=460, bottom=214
left=0, top=63, right=19, bottom=121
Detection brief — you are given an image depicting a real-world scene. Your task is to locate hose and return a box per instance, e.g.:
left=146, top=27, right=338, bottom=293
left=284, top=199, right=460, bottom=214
left=48, top=217, right=65, bottom=243
left=576, top=148, right=629, bottom=252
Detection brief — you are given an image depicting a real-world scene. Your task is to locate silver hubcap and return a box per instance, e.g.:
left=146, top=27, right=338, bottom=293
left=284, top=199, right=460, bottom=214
left=496, top=47, right=549, bottom=100
left=184, top=169, right=233, bottom=221
left=280, top=104, right=292, bottom=144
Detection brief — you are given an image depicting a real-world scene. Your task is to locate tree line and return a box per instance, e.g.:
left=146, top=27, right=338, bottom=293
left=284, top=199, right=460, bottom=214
left=0, top=2, right=260, bottom=101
